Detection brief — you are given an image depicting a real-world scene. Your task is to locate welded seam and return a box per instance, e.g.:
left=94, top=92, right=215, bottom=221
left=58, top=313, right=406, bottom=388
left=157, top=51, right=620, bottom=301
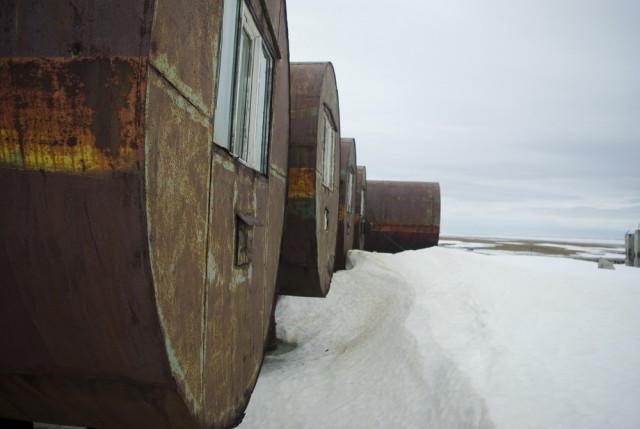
left=148, top=63, right=208, bottom=120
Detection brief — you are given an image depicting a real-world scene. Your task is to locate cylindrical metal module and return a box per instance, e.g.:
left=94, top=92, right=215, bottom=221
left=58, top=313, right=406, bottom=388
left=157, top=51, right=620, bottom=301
left=277, top=62, right=341, bottom=297
left=364, top=181, right=441, bottom=253
left=0, top=1, right=290, bottom=427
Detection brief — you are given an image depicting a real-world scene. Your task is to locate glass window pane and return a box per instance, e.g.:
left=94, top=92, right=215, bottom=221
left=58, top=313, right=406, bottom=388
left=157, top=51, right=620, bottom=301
left=213, top=0, right=239, bottom=149
left=233, top=27, right=253, bottom=160
left=322, top=115, right=335, bottom=188
left=329, top=127, right=335, bottom=187
left=347, top=171, right=354, bottom=212
left=224, top=1, right=274, bottom=174
left=322, top=121, right=327, bottom=183
left=253, top=46, right=272, bottom=172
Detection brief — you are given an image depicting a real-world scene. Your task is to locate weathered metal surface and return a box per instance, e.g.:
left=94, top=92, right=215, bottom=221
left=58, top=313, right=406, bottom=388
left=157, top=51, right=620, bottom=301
left=149, top=0, right=220, bottom=116
left=198, top=0, right=289, bottom=424
left=0, top=57, right=146, bottom=174
left=353, top=165, right=367, bottom=250
left=278, top=62, right=340, bottom=297
left=0, top=0, right=154, bottom=57
left=0, top=0, right=290, bottom=428
left=334, top=138, right=357, bottom=271
left=364, top=181, right=441, bottom=253
left=626, top=229, right=640, bottom=267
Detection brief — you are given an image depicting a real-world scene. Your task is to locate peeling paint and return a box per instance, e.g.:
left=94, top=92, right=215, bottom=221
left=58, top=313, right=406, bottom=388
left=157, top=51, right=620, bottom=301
left=157, top=308, right=202, bottom=415
left=206, top=251, right=217, bottom=283
left=214, top=151, right=236, bottom=173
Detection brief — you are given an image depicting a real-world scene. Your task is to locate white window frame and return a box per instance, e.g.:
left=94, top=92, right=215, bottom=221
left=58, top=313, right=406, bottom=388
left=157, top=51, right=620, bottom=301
left=346, top=170, right=354, bottom=213
left=321, top=112, right=335, bottom=188
left=214, top=0, right=273, bottom=174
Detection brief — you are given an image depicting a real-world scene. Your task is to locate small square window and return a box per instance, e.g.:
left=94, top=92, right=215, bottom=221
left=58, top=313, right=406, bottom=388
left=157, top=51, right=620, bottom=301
left=236, top=212, right=263, bottom=266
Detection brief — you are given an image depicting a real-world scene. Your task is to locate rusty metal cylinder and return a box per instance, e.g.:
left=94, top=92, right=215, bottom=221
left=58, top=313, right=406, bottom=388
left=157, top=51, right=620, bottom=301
left=364, top=181, right=441, bottom=253
left=0, top=0, right=290, bottom=428
left=334, top=138, right=357, bottom=271
left=278, top=62, right=341, bottom=297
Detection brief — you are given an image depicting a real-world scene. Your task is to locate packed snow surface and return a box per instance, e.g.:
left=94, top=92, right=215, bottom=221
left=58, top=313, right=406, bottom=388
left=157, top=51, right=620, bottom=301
left=240, top=247, right=640, bottom=429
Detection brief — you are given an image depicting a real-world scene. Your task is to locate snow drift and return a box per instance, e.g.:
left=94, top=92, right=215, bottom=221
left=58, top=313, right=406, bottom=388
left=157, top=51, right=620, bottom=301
left=240, top=247, right=640, bottom=429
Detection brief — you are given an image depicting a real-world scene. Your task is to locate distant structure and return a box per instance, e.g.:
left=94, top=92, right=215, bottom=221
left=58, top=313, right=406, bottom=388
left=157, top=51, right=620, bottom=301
left=625, top=228, right=640, bottom=267
left=277, top=62, right=341, bottom=297
left=364, top=181, right=441, bottom=253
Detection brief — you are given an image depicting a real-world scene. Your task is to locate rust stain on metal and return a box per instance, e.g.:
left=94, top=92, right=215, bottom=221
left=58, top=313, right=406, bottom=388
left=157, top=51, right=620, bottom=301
left=338, top=204, right=346, bottom=221
left=287, top=167, right=316, bottom=198
left=0, top=57, right=145, bottom=174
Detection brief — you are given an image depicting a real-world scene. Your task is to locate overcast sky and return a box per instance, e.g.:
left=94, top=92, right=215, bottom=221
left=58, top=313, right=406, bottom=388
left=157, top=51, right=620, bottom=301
left=286, top=0, right=640, bottom=239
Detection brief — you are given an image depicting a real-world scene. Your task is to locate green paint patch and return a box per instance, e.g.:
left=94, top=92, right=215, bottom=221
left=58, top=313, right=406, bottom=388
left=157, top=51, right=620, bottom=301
left=287, top=197, right=315, bottom=220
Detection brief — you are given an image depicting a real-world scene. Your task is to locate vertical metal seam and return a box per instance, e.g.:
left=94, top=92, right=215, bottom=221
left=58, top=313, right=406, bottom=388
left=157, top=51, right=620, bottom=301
left=200, top=144, right=216, bottom=412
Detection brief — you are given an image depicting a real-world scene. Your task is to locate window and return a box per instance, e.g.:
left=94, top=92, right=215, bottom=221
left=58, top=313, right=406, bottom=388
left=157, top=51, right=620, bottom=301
left=214, top=0, right=273, bottom=173
left=235, top=212, right=263, bottom=266
left=236, top=215, right=253, bottom=266
left=321, top=112, right=335, bottom=188
left=324, top=208, right=330, bottom=231
left=346, top=170, right=354, bottom=213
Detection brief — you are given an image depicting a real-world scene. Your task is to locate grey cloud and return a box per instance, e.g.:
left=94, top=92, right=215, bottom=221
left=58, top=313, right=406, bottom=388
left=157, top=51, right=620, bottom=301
left=288, top=0, right=640, bottom=238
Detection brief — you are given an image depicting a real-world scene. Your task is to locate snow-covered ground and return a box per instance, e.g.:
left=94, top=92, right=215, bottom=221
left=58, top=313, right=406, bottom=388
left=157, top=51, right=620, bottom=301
left=439, top=236, right=626, bottom=262
left=240, top=247, right=640, bottom=429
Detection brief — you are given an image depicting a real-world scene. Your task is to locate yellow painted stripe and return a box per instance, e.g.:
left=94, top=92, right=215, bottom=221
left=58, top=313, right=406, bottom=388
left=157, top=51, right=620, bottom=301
left=287, top=167, right=316, bottom=198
